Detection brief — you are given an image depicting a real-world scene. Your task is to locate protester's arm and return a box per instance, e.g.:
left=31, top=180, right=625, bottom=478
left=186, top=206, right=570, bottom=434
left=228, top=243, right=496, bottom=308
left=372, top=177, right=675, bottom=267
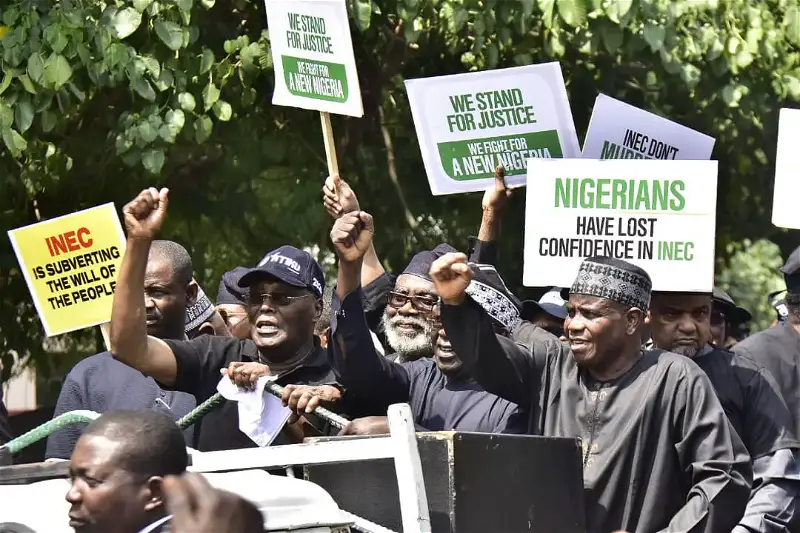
left=432, top=253, right=537, bottom=409
left=330, top=212, right=411, bottom=404
left=666, top=367, right=753, bottom=533
left=109, top=188, right=179, bottom=386
left=733, top=368, right=800, bottom=533
left=44, top=374, right=88, bottom=459
left=469, top=165, right=511, bottom=265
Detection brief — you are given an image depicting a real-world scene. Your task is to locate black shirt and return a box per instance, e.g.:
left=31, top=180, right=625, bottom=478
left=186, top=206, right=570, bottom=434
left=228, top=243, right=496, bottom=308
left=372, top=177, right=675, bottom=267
left=161, top=335, right=339, bottom=451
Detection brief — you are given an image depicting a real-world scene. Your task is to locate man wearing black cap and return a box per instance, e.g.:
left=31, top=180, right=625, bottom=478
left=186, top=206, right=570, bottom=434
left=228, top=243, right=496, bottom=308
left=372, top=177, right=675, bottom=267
left=649, top=290, right=800, bottom=533
left=215, top=267, right=251, bottom=339
left=431, top=253, right=751, bottom=533
left=109, top=187, right=339, bottom=451
left=736, top=245, right=800, bottom=441
left=305, top=212, right=521, bottom=435
left=711, top=287, right=753, bottom=349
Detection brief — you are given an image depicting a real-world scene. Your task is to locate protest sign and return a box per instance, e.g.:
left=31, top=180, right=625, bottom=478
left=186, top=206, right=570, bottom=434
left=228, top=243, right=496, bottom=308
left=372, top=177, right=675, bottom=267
left=404, top=63, right=581, bottom=195
left=582, top=94, right=715, bottom=160
left=265, top=0, right=363, bottom=118
left=772, top=108, right=800, bottom=229
left=523, top=159, right=718, bottom=292
left=8, top=203, right=126, bottom=336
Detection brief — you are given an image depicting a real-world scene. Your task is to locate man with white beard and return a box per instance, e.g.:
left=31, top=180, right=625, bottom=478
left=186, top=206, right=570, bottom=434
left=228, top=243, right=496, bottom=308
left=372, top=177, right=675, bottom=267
left=378, top=243, right=456, bottom=363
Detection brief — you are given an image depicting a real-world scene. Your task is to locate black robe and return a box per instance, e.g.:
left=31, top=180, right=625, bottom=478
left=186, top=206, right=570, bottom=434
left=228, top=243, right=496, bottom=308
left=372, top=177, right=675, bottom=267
left=735, top=325, right=800, bottom=438
left=441, top=299, right=752, bottom=533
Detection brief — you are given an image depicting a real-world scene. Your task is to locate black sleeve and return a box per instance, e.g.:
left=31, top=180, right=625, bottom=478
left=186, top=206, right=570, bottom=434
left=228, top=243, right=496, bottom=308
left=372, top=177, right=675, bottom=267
left=742, top=365, right=800, bottom=457
left=0, top=385, right=12, bottom=446
left=44, top=375, right=87, bottom=459
left=468, top=236, right=498, bottom=266
left=160, top=336, right=248, bottom=401
left=362, top=271, right=395, bottom=336
left=668, top=365, right=753, bottom=532
left=441, top=298, right=540, bottom=409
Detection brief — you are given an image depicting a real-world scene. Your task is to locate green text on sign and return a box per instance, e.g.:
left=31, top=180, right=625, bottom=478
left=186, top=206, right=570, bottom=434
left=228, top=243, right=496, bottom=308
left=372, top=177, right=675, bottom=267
left=282, top=56, right=348, bottom=103
left=437, top=130, right=563, bottom=181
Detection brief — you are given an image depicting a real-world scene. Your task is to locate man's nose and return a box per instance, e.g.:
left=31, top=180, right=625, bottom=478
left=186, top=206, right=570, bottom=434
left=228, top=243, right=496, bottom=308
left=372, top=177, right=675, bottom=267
left=397, top=299, right=418, bottom=315
left=65, top=483, right=81, bottom=504
left=676, top=315, right=696, bottom=333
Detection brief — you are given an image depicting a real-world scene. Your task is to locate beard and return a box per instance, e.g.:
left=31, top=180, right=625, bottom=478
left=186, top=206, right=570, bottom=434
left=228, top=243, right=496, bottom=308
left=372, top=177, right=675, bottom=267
left=381, top=311, right=436, bottom=362
left=670, top=342, right=701, bottom=358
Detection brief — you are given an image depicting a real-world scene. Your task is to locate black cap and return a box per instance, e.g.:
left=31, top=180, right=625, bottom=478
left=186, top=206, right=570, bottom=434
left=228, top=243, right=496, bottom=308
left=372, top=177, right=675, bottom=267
left=712, top=286, right=752, bottom=324
left=216, top=267, right=250, bottom=305
left=780, top=246, right=800, bottom=293
left=241, top=246, right=325, bottom=297
left=401, top=243, right=458, bottom=281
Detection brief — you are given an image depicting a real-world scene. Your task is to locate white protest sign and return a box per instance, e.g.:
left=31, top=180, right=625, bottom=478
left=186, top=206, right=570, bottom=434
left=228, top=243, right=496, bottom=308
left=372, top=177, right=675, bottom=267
left=582, top=94, right=715, bottom=160
left=265, top=0, right=363, bottom=117
left=404, top=63, right=580, bottom=195
left=523, top=159, right=718, bottom=292
left=772, top=108, right=800, bottom=229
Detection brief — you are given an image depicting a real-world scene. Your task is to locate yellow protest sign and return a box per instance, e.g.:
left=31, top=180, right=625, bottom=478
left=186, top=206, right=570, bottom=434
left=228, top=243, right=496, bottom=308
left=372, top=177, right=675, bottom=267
left=8, top=203, right=126, bottom=336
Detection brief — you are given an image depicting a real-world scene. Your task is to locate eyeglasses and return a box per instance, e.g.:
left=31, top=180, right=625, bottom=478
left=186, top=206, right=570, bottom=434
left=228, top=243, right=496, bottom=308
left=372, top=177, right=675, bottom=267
left=387, top=291, right=440, bottom=312
left=250, top=292, right=311, bottom=308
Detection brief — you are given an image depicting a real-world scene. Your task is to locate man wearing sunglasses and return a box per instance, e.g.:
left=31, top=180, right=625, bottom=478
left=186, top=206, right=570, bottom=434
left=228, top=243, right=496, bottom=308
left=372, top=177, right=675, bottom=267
left=109, top=187, right=343, bottom=451
left=648, top=290, right=800, bottom=533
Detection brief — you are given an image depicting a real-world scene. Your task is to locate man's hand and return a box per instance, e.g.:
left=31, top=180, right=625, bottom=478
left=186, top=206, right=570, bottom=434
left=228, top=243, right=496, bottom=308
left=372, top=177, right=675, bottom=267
left=331, top=211, right=374, bottom=264
left=322, top=174, right=360, bottom=219
left=220, top=361, right=271, bottom=390
left=123, top=187, right=169, bottom=240
left=165, top=473, right=265, bottom=533
left=429, top=252, right=472, bottom=305
left=482, top=165, right=512, bottom=213
left=281, top=384, right=342, bottom=423
left=338, top=416, right=390, bottom=436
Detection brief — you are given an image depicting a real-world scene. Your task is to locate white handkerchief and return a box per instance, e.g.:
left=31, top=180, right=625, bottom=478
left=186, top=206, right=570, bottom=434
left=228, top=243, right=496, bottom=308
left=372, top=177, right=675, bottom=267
left=216, top=376, right=291, bottom=447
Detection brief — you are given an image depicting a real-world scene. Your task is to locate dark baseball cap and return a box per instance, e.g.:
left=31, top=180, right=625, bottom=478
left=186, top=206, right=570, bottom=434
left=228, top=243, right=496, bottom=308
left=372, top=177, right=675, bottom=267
left=239, top=245, right=325, bottom=297
left=780, top=245, right=800, bottom=292
left=712, top=286, right=752, bottom=324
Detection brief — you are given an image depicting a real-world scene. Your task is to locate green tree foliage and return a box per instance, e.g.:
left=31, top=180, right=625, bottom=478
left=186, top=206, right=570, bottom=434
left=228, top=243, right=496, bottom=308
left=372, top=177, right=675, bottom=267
left=0, top=0, right=798, bottom=385
left=716, top=238, right=786, bottom=332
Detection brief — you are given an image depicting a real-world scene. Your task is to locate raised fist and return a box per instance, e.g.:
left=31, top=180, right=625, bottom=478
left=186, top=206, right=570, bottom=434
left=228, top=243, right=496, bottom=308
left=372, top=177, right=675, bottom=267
left=122, top=187, right=169, bottom=240
left=322, top=174, right=360, bottom=219
left=429, top=252, right=472, bottom=305
left=482, top=165, right=512, bottom=213
left=330, top=211, right=374, bottom=264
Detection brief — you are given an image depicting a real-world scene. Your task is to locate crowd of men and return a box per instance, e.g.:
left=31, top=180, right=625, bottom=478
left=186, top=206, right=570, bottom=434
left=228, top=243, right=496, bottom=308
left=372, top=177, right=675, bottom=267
left=1, top=168, right=800, bottom=533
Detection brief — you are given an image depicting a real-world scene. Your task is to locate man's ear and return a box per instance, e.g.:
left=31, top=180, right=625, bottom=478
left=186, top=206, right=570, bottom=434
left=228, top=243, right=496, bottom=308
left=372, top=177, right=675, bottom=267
left=186, top=279, right=199, bottom=306
left=625, top=308, right=645, bottom=336
left=143, top=476, right=167, bottom=512
left=313, top=297, right=323, bottom=322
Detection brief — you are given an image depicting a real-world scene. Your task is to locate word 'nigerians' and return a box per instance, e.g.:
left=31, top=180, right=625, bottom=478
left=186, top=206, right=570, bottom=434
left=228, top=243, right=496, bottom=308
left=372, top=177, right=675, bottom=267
left=286, top=13, right=333, bottom=54
left=601, top=129, right=680, bottom=160
left=446, top=89, right=536, bottom=132
left=555, top=178, right=686, bottom=212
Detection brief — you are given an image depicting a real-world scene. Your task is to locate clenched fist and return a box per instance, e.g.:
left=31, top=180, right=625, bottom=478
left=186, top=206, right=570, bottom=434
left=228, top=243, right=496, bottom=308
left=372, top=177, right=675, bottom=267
left=330, top=211, right=374, bottom=264
left=429, top=252, right=472, bottom=305
left=123, top=187, right=169, bottom=240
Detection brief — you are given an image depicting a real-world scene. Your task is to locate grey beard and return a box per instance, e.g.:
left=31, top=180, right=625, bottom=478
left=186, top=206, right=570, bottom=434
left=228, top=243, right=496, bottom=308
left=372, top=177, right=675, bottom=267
left=381, top=312, right=435, bottom=361
left=671, top=344, right=701, bottom=358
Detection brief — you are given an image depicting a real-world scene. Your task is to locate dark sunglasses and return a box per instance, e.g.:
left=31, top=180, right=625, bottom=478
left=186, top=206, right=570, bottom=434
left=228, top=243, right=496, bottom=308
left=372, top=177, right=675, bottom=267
left=249, top=292, right=312, bottom=308
left=387, top=291, right=440, bottom=312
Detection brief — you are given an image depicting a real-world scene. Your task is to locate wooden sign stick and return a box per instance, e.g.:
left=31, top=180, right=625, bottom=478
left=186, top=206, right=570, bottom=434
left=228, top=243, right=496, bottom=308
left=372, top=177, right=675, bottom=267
left=319, top=112, right=339, bottom=177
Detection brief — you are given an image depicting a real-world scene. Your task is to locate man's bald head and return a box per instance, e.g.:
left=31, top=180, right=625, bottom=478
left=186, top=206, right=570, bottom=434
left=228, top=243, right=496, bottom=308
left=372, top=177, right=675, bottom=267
left=81, top=411, right=188, bottom=478
left=145, top=240, right=196, bottom=339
